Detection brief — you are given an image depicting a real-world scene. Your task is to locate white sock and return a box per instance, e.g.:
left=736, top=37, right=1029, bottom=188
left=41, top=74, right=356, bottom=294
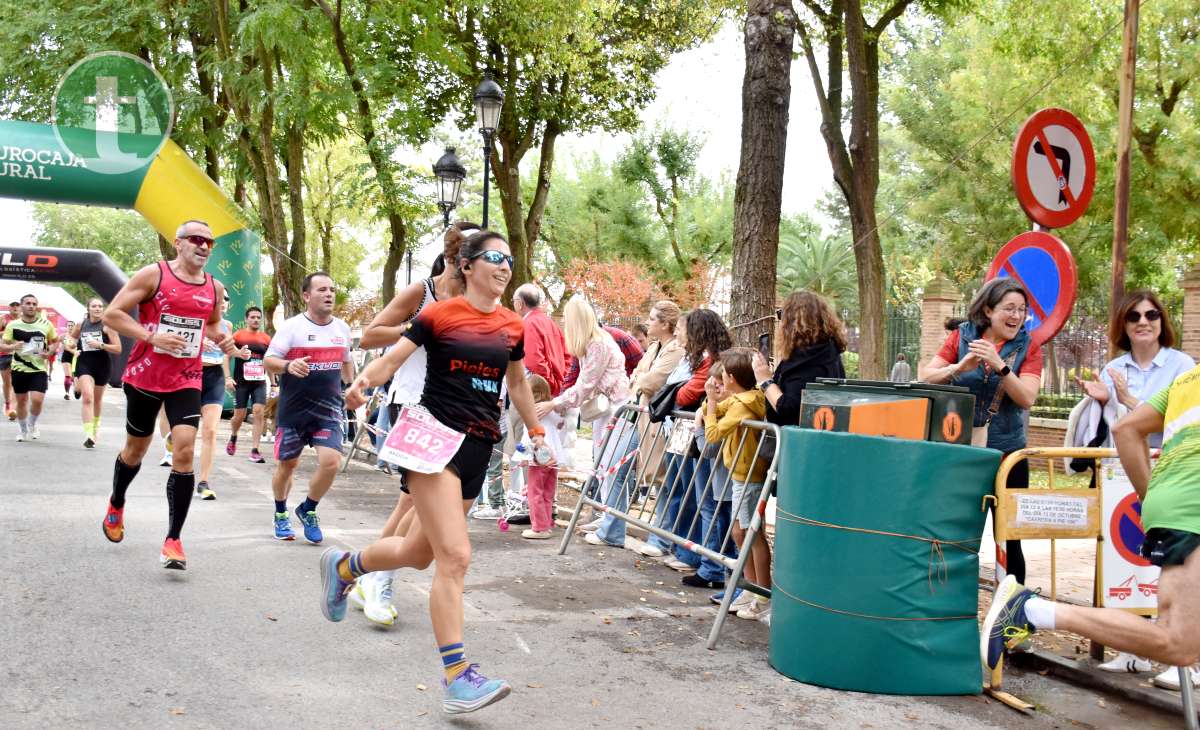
left=18, top=417, right=28, bottom=433
left=28, top=413, right=38, bottom=427
left=1023, top=596, right=1056, bottom=630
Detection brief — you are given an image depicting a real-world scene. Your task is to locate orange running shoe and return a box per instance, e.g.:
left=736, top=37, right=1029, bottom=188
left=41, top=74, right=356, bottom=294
left=102, top=503, right=124, bottom=543
left=160, top=538, right=187, bottom=570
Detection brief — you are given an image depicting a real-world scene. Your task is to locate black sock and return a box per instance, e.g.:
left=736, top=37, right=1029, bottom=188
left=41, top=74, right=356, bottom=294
left=229, top=434, right=237, bottom=443
left=274, top=500, right=287, bottom=514
left=299, top=497, right=319, bottom=514
left=110, top=456, right=141, bottom=509
left=165, top=471, right=195, bottom=540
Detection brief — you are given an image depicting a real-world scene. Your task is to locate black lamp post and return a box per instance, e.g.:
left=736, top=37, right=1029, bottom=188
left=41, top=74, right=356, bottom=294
left=472, top=72, right=504, bottom=229
left=433, top=146, right=466, bottom=229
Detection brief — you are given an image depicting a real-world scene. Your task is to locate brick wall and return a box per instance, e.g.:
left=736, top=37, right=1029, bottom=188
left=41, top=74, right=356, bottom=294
left=1181, top=265, right=1200, bottom=362
left=1027, top=418, right=1068, bottom=449
left=921, top=274, right=960, bottom=366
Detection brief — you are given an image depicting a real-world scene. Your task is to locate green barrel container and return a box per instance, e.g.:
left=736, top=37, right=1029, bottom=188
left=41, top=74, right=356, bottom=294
left=769, top=428, right=1000, bottom=695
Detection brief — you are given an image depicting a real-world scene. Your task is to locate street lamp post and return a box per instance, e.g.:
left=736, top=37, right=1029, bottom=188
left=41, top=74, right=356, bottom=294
left=433, top=147, right=467, bottom=229
left=472, top=72, right=504, bottom=229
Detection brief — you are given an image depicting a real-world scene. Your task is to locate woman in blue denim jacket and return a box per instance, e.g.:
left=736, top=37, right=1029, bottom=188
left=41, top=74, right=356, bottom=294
left=921, top=278, right=1043, bottom=584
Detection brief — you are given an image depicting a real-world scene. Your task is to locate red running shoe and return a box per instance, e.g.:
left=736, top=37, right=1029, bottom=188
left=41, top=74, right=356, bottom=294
left=225, top=438, right=237, bottom=456
left=102, top=503, right=124, bottom=543
left=160, top=538, right=187, bottom=570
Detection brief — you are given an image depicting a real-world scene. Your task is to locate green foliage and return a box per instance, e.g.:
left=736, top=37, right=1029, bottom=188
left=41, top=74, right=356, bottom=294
left=880, top=0, right=1200, bottom=314
left=776, top=214, right=857, bottom=309
left=30, top=203, right=160, bottom=303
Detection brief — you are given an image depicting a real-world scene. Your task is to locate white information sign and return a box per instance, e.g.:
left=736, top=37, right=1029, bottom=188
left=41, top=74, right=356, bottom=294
left=1100, top=458, right=1160, bottom=612
left=1014, top=493, right=1089, bottom=528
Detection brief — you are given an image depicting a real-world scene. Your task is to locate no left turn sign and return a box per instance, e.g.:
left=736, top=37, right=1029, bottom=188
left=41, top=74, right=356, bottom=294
left=1011, top=108, right=1095, bottom=229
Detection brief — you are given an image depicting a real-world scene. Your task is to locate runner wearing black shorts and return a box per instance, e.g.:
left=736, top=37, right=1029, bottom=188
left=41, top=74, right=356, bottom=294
left=227, top=306, right=273, bottom=464
left=71, top=299, right=121, bottom=448
left=99, top=220, right=236, bottom=570
left=320, top=230, right=547, bottom=715
left=195, top=297, right=233, bottom=501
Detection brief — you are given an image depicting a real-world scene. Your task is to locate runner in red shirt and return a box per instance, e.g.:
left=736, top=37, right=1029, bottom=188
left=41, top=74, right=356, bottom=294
left=99, top=219, right=237, bottom=570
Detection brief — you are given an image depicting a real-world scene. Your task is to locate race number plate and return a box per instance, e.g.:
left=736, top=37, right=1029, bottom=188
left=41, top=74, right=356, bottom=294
left=21, top=335, right=46, bottom=356
left=243, top=359, right=267, bottom=381
left=153, top=314, right=203, bottom=359
left=377, top=406, right=465, bottom=474
left=80, top=331, right=103, bottom=351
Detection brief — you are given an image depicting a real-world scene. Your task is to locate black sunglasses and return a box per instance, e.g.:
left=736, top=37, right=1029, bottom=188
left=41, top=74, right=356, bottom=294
left=1125, top=309, right=1162, bottom=324
left=181, top=234, right=215, bottom=247
left=469, top=250, right=514, bottom=268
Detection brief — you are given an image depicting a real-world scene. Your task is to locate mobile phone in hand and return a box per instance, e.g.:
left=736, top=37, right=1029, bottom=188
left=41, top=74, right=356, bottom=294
left=758, top=332, right=770, bottom=360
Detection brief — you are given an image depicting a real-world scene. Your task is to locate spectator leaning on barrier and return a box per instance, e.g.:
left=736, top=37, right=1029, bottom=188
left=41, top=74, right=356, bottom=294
left=1068, top=289, right=1195, bottom=685
left=629, top=301, right=685, bottom=495
left=644, top=309, right=733, bottom=570
left=751, top=289, right=847, bottom=427
left=537, top=297, right=631, bottom=544
left=705, top=348, right=772, bottom=621
left=919, top=277, right=1042, bottom=586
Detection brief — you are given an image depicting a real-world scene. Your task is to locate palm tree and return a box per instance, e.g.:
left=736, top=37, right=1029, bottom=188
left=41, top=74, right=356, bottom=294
left=776, top=227, right=857, bottom=311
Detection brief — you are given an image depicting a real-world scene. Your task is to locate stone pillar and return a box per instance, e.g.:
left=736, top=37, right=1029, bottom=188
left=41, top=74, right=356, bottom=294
left=921, top=274, right=960, bottom=366
left=1181, top=264, right=1200, bottom=361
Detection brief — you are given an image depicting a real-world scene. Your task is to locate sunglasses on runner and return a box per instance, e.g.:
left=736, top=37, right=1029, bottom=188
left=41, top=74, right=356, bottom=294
left=468, top=250, right=513, bottom=268
left=181, top=234, right=215, bottom=247
left=1125, top=309, right=1162, bottom=324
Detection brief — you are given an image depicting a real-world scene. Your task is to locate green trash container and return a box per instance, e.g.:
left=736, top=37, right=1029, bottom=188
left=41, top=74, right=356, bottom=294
left=769, top=428, right=1000, bottom=695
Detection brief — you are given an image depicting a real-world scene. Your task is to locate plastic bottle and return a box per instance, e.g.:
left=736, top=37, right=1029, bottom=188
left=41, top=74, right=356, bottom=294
left=533, top=444, right=553, bottom=465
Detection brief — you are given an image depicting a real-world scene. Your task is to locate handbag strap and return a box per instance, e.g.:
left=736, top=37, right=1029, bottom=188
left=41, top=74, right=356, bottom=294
left=984, top=351, right=1021, bottom=420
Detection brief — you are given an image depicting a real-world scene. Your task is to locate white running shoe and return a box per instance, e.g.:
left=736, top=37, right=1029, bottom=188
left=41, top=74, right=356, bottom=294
left=521, top=529, right=553, bottom=539
left=471, top=506, right=503, bottom=520
left=664, top=557, right=696, bottom=573
left=1153, top=665, right=1200, bottom=690
left=15, top=431, right=25, bottom=442
left=159, top=450, right=173, bottom=467
left=737, top=598, right=771, bottom=622
left=29, top=425, right=39, bottom=440
left=363, top=574, right=397, bottom=627
left=728, top=590, right=756, bottom=614
left=637, top=543, right=665, bottom=558
left=1098, top=652, right=1152, bottom=674
left=579, top=516, right=604, bottom=533
left=348, top=579, right=368, bottom=611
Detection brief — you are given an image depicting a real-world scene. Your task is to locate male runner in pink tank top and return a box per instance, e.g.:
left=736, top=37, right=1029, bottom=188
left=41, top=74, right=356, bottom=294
left=99, top=219, right=237, bottom=570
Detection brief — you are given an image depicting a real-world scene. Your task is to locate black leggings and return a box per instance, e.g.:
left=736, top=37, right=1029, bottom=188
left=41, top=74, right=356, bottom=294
left=1003, top=454, right=1029, bottom=583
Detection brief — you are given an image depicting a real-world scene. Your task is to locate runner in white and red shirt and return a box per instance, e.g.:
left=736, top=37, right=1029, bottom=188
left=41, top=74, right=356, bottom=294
left=264, top=271, right=354, bottom=544
left=99, top=219, right=237, bottom=570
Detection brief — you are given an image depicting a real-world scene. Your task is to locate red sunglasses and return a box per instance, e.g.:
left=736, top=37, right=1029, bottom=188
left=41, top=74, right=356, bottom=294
left=181, top=234, right=215, bottom=247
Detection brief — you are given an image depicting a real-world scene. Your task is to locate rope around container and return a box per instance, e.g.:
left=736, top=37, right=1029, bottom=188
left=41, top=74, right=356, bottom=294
left=772, top=506, right=982, bottom=622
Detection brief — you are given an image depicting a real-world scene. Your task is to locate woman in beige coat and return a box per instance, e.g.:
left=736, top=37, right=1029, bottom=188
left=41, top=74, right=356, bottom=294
left=629, top=300, right=685, bottom=500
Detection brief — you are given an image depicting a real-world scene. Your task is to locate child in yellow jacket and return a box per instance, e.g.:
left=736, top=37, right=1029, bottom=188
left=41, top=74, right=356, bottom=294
left=703, top=348, right=772, bottom=622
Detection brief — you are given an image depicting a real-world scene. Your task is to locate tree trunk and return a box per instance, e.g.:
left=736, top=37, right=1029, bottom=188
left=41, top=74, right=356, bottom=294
left=728, top=0, right=794, bottom=348
left=284, top=121, right=307, bottom=275
left=157, top=234, right=174, bottom=259
left=848, top=198, right=885, bottom=378
left=315, top=0, right=408, bottom=303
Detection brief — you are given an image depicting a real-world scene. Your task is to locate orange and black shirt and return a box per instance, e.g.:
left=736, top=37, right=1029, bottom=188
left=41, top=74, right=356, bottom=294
left=403, top=296, right=524, bottom=443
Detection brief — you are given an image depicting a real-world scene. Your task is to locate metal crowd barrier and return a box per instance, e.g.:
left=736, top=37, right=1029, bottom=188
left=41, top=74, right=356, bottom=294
left=558, top=403, right=780, bottom=649
left=340, top=388, right=387, bottom=472
left=984, top=448, right=1196, bottom=728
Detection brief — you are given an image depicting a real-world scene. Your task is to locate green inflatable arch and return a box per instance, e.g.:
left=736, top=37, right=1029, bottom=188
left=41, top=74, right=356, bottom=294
left=0, top=119, right=261, bottom=324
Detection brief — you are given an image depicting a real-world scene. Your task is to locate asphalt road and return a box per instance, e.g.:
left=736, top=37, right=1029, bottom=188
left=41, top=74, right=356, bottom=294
left=0, top=385, right=1179, bottom=728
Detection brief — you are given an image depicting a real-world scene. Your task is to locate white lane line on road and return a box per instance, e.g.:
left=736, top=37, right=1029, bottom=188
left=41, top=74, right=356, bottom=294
left=513, top=632, right=532, bottom=655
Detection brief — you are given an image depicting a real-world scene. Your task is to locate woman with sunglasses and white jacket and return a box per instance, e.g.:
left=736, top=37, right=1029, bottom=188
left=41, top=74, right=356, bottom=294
left=1071, top=289, right=1196, bottom=686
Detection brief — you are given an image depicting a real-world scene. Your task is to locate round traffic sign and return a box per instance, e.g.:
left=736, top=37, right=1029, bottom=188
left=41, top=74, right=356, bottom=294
left=1110, top=493, right=1150, bottom=567
left=986, top=231, right=1077, bottom=347
left=1011, top=108, right=1095, bottom=229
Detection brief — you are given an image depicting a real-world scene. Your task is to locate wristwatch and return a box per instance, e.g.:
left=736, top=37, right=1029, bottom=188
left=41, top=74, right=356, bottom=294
left=998, top=365, right=1012, bottom=378
left=757, top=378, right=776, bottom=392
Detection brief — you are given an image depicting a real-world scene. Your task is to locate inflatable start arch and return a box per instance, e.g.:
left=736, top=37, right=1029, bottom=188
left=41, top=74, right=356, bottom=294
left=0, top=119, right=262, bottom=326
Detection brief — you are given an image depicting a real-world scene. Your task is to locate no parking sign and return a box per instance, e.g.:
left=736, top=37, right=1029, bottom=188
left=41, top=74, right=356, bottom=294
left=986, top=231, right=1078, bottom=348
left=1101, top=459, right=1159, bottom=613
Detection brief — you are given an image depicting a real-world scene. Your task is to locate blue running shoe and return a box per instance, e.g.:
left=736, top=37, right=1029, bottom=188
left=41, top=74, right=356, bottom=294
left=319, top=548, right=352, bottom=622
left=274, top=512, right=295, bottom=541
left=442, top=664, right=512, bottom=714
left=295, top=505, right=323, bottom=544
left=981, top=575, right=1037, bottom=671
left=710, top=587, right=743, bottom=606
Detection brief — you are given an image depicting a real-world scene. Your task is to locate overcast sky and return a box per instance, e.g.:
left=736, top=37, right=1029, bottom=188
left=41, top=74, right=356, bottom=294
left=1, top=22, right=836, bottom=287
